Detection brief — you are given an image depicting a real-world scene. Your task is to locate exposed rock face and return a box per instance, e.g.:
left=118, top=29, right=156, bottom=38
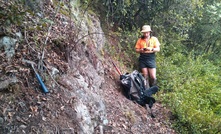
left=0, top=1, right=176, bottom=134
left=59, top=62, right=106, bottom=134
left=56, top=3, right=107, bottom=132
left=0, top=36, right=17, bottom=60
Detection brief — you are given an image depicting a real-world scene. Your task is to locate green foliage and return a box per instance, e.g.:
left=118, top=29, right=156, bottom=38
left=103, top=28, right=139, bottom=72
left=0, top=0, right=27, bottom=26
left=157, top=51, right=221, bottom=133
left=112, top=26, right=221, bottom=133
left=85, top=0, right=221, bottom=133
left=117, top=28, right=140, bottom=70
left=188, top=1, right=221, bottom=58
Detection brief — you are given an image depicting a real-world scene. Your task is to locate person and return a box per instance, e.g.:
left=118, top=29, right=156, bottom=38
left=135, top=25, right=160, bottom=88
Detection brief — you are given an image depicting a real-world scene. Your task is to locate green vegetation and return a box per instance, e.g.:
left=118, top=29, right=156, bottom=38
left=0, top=0, right=26, bottom=26
left=80, top=0, right=221, bottom=133
left=158, top=52, right=221, bottom=133
left=1, top=0, right=220, bottom=133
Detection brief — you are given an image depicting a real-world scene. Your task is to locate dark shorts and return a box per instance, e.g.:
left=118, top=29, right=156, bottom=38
left=139, top=53, right=156, bottom=68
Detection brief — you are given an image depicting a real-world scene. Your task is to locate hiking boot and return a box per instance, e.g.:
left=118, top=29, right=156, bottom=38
left=150, top=78, right=157, bottom=87
left=146, top=104, right=155, bottom=118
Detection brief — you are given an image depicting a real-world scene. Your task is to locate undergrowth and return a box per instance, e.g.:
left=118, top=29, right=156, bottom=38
left=108, top=27, right=221, bottom=133
left=157, top=50, right=221, bottom=133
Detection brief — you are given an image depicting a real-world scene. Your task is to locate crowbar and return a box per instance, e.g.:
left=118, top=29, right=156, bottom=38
left=22, top=59, right=49, bottom=93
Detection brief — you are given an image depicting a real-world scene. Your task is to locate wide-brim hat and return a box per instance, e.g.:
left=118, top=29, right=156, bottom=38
left=141, top=25, right=152, bottom=32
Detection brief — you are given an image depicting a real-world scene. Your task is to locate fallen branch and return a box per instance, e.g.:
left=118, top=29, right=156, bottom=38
left=24, top=26, right=37, bottom=53
left=39, top=0, right=63, bottom=70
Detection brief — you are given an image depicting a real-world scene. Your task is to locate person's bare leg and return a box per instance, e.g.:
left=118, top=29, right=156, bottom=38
left=141, top=68, right=150, bottom=88
left=148, top=68, right=157, bottom=86
left=141, top=68, right=148, bottom=78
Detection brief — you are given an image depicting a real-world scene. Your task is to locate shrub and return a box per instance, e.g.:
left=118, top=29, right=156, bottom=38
left=158, top=52, right=221, bottom=133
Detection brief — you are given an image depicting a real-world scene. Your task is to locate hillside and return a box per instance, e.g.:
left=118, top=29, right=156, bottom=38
left=0, top=1, right=176, bottom=133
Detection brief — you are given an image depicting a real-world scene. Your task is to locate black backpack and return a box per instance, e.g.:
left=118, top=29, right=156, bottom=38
left=120, top=70, right=159, bottom=115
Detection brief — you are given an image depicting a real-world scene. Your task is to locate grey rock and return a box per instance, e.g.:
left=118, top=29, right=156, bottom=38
left=0, top=36, right=17, bottom=60
left=0, top=77, right=18, bottom=91
left=19, top=125, right=27, bottom=129
left=0, top=117, right=4, bottom=124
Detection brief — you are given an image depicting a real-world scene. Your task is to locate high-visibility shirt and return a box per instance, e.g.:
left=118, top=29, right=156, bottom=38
left=135, top=36, right=160, bottom=49
left=135, top=36, right=160, bottom=68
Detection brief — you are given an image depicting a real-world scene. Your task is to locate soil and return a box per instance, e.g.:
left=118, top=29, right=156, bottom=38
left=0, top=56, right=177, bottom=134
left=0, top=1, right=177, bottom=133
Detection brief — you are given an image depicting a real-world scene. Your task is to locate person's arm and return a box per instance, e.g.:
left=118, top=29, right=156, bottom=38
left=136, top=48, right=144, bottom=53
left=152, top=46, right=160, bottom=52
left=152, top=37, right=160, bottom=52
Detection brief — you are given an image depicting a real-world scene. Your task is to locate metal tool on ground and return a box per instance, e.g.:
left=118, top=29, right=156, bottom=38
left=111, top=61, right=122, bottom=75
left=22, top=59, right=49, bottom=93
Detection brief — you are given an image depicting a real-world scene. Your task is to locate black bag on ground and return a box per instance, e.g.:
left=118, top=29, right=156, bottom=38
left=120, top=70, right=159, bottom=109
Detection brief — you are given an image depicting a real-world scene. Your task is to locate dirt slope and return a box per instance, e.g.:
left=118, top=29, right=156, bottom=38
left=0, top=1, right=177, bottom=133
left=0, top=55, right=176, bottom=134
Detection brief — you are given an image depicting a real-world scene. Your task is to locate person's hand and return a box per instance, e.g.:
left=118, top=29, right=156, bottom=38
left=142, top=47, right=154, bottom=53
left=140, top=48, right=145, bottom=53
left=146, top=47, right=152, bottom=51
